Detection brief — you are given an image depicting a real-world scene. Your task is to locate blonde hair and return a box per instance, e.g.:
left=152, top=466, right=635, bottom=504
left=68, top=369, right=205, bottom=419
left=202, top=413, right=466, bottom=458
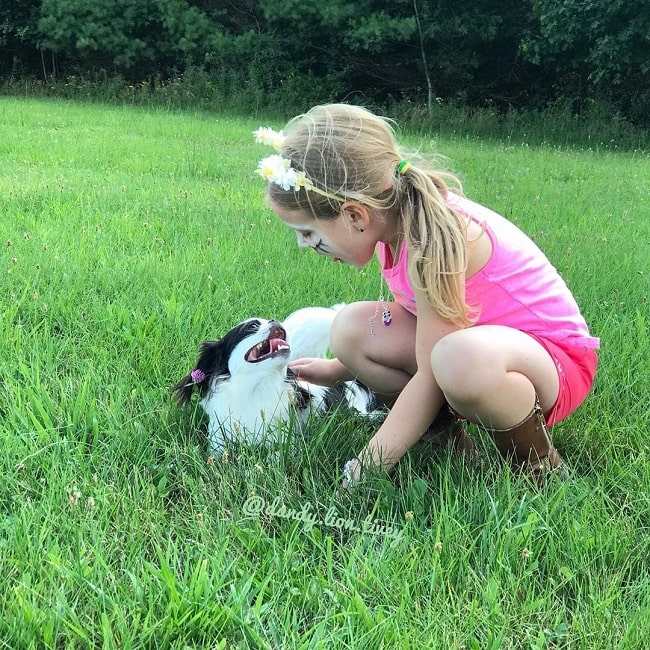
left=268, top=103, right=474, bottom=326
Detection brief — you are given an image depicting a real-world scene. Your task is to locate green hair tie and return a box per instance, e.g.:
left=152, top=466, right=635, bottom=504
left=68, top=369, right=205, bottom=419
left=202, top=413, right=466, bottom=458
left=397, top=160, right=411, bottom=175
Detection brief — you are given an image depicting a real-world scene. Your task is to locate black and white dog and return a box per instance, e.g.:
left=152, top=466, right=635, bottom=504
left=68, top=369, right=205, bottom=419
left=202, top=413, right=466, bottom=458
left=172, top=306, right=382, bottom=451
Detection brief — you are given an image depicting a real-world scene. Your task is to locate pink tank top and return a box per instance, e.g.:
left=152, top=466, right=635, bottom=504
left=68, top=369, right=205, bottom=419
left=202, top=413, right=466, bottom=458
left=376, top=194, right=600, bottom=349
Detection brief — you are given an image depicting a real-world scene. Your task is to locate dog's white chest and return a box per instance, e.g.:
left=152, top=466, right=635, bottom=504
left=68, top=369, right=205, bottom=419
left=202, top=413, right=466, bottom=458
left=201, top=376, right=302, bottom=449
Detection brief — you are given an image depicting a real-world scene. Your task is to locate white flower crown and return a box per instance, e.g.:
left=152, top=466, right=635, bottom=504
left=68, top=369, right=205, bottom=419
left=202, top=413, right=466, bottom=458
left=253, top=127, right=341, bottom=200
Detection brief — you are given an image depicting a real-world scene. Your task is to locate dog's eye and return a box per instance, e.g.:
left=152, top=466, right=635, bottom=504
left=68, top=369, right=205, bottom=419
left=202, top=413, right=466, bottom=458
left=243, top=320, right=262, bottom=335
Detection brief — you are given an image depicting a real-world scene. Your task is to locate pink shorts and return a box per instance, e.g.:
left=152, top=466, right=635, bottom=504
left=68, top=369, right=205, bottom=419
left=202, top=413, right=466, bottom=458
left=528, top=335, right=599, bottom=426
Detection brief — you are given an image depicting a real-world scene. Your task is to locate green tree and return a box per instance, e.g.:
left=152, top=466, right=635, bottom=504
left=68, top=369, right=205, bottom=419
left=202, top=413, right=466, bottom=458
left=340, top=0, right=533, bottom=108
left=36, top=0, right=220, bottom=75
left=0, top=0, right=42, bottom=76
left=525, top=0, right=650, bottom=122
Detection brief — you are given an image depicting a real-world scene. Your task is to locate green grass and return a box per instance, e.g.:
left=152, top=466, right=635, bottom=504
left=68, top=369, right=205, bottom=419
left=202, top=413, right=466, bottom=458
left=1, top=96, right=649, bottom=649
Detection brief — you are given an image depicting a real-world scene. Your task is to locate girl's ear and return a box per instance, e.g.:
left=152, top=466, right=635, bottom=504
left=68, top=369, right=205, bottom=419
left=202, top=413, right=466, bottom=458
left=341, top=201, right=372, bottom=231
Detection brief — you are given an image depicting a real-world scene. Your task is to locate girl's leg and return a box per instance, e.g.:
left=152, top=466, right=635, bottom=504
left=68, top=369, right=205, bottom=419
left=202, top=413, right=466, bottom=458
left=330, top=301, right=417, bottom=404
left=430, top=325, right=560, bottom=429
left=331, top=301, right=475, bottom=454
left=431, top=325, right=565, bottom=481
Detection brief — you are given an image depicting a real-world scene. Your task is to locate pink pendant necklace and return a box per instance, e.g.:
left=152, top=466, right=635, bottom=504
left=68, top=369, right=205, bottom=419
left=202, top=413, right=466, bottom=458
left=368, top=275, right=392, bottom=335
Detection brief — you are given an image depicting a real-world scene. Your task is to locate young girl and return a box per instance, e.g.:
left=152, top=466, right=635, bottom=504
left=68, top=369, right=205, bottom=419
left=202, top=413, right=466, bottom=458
left=253, top=104, right=599, bottom=486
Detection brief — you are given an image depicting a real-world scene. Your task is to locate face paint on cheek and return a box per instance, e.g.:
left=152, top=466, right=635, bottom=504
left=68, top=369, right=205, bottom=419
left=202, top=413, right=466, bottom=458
left=312, top=239, right=331, bottom=254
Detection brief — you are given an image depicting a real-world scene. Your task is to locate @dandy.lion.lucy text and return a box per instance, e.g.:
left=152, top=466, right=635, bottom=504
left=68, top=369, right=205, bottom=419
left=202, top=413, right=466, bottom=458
left=242, top=495, right=405, bottom=547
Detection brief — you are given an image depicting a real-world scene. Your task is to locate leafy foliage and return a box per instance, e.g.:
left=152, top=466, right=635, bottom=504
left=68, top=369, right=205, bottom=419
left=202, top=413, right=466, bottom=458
left=525, top=0, right=650, bottom=123
left=36, top=0, right=221, bottom=71
left=0, top=0, right=648, bottom=125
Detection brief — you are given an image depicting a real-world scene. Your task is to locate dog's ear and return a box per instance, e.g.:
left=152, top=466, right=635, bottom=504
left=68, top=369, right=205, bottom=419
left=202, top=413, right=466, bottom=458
left=171, top=338, right=229, bottom=405
left=170, top=373, right=196, bottom=405
left=196, top=338, right=230, bottom=382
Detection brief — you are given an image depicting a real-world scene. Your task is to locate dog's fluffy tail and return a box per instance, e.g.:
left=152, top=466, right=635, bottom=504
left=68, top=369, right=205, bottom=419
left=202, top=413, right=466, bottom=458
left=282, top=304, right=344, bottom=361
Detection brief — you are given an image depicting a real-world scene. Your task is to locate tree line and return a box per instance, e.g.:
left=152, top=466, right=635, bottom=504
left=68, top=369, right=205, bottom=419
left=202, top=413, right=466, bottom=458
left=1, top=0, right=648, bottom=125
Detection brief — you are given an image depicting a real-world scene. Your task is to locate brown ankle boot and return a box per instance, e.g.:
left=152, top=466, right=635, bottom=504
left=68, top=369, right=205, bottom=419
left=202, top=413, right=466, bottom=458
left=490, top=398, right=567, bottom=484
left=422, top=407, right=477, bottom=458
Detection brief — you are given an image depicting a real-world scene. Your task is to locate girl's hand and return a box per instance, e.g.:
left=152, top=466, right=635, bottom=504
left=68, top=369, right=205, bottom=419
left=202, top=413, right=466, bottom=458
left=288, top=357, right=352, bottom=387
left=342, top=458, right=361, bottom=490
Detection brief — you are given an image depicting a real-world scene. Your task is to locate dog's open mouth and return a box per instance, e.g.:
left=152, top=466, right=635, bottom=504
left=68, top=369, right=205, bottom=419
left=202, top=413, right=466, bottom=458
left=245, top=325, right=290, bottom=363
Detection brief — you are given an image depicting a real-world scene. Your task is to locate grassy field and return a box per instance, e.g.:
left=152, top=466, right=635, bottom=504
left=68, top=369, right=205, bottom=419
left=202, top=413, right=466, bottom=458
left=1, top=97, right=649, bottom=649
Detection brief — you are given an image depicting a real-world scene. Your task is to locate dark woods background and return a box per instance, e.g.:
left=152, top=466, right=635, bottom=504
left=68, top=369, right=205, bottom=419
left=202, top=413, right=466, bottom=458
left=1, top=0, right=648, bottom=127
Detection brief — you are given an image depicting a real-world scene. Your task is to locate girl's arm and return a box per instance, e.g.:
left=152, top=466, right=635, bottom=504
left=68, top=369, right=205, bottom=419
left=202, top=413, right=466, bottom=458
left=344, top=288, right=463, bottom=484
left=288, top=357, right=354, bottom=386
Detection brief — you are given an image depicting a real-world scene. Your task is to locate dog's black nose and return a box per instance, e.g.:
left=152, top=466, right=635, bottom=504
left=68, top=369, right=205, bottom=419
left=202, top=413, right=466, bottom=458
left=269, top=321, right=287, bottom=340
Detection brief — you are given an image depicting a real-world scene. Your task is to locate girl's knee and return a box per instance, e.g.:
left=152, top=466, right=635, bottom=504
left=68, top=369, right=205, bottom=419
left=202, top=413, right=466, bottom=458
left=330, top=302, right=373, bottom=359
left=431, top=331, right=489, bottom=399
left=431, top=330, right=469, bottom=368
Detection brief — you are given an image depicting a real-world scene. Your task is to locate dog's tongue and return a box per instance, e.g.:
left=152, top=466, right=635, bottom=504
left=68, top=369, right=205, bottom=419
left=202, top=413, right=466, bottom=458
left=248, top=337, right=290, bottom=362
left=268, top=338, right=289, bottom=355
